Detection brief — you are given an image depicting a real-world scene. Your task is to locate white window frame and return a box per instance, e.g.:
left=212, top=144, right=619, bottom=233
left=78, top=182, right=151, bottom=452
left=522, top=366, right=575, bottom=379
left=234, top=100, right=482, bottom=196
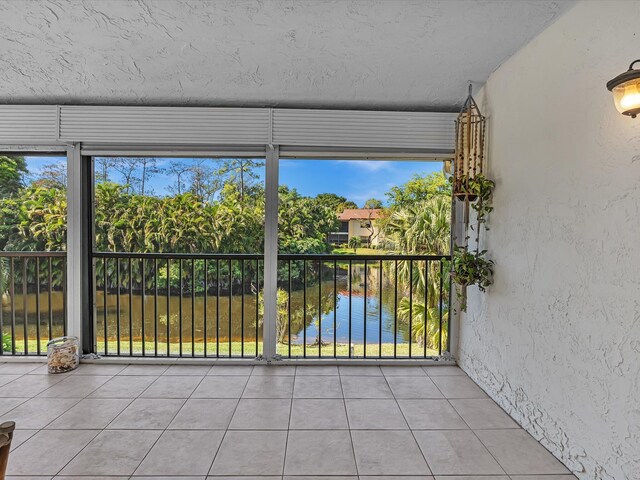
left=1, top=104, right=457, bottom=361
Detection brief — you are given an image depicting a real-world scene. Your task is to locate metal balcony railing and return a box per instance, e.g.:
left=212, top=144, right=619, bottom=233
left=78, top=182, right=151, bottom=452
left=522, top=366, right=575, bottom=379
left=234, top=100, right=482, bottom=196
left=92, top=252, right=451, bottom=359
left=0, top=252, right=67, bottom=356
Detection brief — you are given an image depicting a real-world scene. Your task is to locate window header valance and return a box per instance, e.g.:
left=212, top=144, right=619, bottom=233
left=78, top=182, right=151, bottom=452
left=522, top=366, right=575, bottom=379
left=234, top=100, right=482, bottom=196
left=0, top=105, right=456, bottom=154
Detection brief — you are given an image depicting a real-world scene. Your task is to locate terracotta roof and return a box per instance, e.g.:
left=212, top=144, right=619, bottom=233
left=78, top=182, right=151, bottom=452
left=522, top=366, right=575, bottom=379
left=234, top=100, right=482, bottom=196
left=338, top=208, right=383, bottom=221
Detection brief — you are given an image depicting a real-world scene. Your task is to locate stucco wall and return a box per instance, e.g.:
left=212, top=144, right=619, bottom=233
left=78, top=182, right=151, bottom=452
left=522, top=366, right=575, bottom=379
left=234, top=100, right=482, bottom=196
left=460, top=2, right=640, bottom=479
left=348, top=220, right=381, bottom=247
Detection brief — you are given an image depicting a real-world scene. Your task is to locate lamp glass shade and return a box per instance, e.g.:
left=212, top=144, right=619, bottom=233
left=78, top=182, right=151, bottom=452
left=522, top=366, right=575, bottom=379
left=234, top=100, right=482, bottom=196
left=611, top=77, right=640, bottom=117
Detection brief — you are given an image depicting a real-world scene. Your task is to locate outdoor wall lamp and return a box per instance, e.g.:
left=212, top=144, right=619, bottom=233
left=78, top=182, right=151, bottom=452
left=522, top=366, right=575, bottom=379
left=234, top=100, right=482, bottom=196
left=607, top=60, right=640, bottom=118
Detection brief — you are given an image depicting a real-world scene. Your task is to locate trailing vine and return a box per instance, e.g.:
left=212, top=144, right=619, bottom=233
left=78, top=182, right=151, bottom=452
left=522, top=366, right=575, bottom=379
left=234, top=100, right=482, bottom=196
left=451, top=173, right=495, bottom=311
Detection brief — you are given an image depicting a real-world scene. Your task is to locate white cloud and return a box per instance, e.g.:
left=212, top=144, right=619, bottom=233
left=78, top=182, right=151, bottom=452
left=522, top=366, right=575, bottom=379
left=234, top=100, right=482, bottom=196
left=337, top=160, right=396, bottom=172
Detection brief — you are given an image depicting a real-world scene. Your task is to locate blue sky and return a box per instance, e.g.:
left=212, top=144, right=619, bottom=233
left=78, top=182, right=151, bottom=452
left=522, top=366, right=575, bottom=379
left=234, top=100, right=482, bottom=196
left=280, top=159, right=440, bottom=206
left=24, top=156, right=441, bottom=207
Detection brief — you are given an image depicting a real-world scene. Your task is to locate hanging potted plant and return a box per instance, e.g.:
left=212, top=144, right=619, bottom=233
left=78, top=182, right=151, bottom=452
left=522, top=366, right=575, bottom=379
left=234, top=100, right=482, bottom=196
left=451, top=173, right=495, bottom=311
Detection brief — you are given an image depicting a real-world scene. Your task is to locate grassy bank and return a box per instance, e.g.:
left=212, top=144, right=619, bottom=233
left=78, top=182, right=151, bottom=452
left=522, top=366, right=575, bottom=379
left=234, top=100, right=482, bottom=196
left=6, top=339, right=441, bottom=358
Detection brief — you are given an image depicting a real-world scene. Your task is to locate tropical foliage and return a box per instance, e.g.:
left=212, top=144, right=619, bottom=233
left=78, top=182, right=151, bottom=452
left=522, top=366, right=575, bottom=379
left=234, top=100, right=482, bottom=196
left=0, top=156, right=453, bottom=351
left=380, top=173, right=452, bottom=349
left=0, top=155, right=27, bottom=199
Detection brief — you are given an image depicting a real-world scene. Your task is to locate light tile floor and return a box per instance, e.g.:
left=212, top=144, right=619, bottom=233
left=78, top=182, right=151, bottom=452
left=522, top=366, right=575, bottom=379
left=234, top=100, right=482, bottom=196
left=0, top=362, right=577, bottom=480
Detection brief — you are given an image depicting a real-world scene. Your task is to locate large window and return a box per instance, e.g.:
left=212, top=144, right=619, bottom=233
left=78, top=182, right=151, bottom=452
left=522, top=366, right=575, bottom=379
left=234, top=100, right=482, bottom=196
left=275, top=159, right=451, bottom=358
left=0, top=154, right=68, bottom=354
left=92, top=156, right=266, bottom=357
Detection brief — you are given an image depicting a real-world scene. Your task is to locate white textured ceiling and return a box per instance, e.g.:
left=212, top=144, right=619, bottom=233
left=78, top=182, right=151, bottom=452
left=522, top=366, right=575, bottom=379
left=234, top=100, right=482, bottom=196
left=0, top=0, right=574, bottom=110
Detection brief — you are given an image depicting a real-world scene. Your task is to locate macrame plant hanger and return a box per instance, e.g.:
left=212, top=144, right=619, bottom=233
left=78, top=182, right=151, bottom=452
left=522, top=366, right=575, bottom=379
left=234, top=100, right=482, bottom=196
left=453, top=83, right=486, bottom=241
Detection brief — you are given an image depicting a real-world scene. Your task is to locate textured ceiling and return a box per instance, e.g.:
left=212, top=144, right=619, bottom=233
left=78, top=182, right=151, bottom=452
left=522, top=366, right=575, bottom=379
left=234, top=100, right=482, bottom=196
left=0, top=0, right=574, bottom=110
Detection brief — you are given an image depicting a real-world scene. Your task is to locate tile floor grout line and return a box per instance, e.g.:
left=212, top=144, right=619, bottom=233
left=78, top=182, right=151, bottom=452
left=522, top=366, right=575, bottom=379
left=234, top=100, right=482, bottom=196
left=380, top=368, right=434, bottom=477
left=0, top=395, right=37, bottom=419
left=46, top=424, right=102, bottom=477
left=49, top=396, right=135, bottom=431
left=280, top=374, right=296, bottom=478
left=204, top=368, right=252, bottom=477
left=130, top=369, right=213, bottom=477
left=338, top=366, right=360, bottom=479
left=433, top=373, right=509, bottom=477
left=45, top=368, right=159, bottom=477
left=2, top=369, right=68, bottom=399
left=104, top=396, right=183, bottom=431
left=438, top=372, right=575, bottom=476
left=30, top=395, right=86, bottom=430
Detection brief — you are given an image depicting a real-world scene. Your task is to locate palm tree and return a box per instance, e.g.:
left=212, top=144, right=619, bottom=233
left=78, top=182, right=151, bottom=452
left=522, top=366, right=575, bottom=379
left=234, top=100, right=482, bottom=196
left=382, top=195, right=451, bottom=348
left=397, top=298, right=448, bottom=351
left=383, top=195, right=450, bottom=301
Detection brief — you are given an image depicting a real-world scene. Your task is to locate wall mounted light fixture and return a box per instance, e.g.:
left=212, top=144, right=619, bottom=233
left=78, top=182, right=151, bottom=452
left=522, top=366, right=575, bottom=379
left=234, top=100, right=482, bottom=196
left=607, top=60, right=640, bottom=118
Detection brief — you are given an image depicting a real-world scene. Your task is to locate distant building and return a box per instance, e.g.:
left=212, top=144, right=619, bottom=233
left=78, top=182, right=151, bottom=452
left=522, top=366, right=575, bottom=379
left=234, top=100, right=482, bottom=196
left=328, top=208, right=384, bottom=247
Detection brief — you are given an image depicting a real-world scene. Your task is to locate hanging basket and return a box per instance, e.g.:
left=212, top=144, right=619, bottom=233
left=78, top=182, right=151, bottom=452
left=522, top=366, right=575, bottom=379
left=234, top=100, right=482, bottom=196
left=454, top=192, right=478, bottom=202
left=453, top=85, right=486, bottom=200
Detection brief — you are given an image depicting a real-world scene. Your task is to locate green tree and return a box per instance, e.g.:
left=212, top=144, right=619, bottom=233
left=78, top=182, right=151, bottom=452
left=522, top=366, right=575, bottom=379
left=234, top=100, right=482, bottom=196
left=278, top=186, right=339, bottom=254
left=32, top=161, right=66, bottom=189
left=0, top=156, right=27, bottom=199
left=398, top=298, right=448, bottom=350
left=386, top=172, right=450, bottom=208
left=382, top=193, right=451, bottom=349
left=348, top=236, right=362, bottom=253
left=315, top=193, right=357, bottom=212
left=0, top=185, right=66, bottom=251
left=217, top=158, right=265, bottom=202
left=363, top=198, right=383, bottom=209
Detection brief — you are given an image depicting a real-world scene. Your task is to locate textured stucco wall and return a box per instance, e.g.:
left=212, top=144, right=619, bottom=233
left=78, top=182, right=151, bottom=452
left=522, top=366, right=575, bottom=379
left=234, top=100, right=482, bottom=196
left=460, top=1, right=640, bottom=479
left=0, top=0, right=571, bottom=109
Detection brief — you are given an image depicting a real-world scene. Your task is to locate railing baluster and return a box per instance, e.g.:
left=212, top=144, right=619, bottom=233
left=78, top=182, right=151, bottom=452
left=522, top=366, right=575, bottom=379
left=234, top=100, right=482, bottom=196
left=62, top=256, right=67, bottom=336
left=141, top=258, right=146, bottom=356
left=255, top=258, right=259, bottom=357
left=216, top=259, right=220, bottom=357
left=10, top=258, right=15, bottom=355
left=241, top=258, right=245, bottom=357
left=23, top=258, right=28, bottom=355
left=447, top=262, right=452, bottom=354
left=439, top=259, right=444, bottom=356
left=204, top=259, right=208, bottom=357
left=116, top=258, right=121, bottom=356
left=409, top=259, right=413, bottom=358
left=48, top=257, right=53, bottom=341
left=363, top=259, right=367, bottom=358
left=191, top=258, right=195, bottom=357
left=318, top=259, right=322, bottom=358
left=228, top=258, right=232, bottom=358
left=333, top=259, right=337, bottom=358
left=179, top=258, right=183, bottom=357
left=348, top=259, right=352, bottom=358
left=104, top=257, right=108, bottom=355
left=379, top=259, right=383, bottom=358
left=166, top=259, right=170, bottom=357
left=36, top=257, right=41, bottom=355
left=288, top=260, right=292, bottom=358
left=424, top=259, right=429, bottom=358
left=394, top=259, right=398, bottom=359
left=303, top=259, right=307, bottom=358
left=154, top=258, right=158, bottom=356
left=128, top=257, right=133, bottom=355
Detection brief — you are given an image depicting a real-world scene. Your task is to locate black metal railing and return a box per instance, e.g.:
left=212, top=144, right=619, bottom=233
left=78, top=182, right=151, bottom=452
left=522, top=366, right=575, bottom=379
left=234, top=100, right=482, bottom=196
left=93, top=252, right=450, bottom=359
left=93, top=252, right=263, bottom=358
left=0, top=252, right=67, bottom=356
left=277, top=254, right=451, bottom=359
